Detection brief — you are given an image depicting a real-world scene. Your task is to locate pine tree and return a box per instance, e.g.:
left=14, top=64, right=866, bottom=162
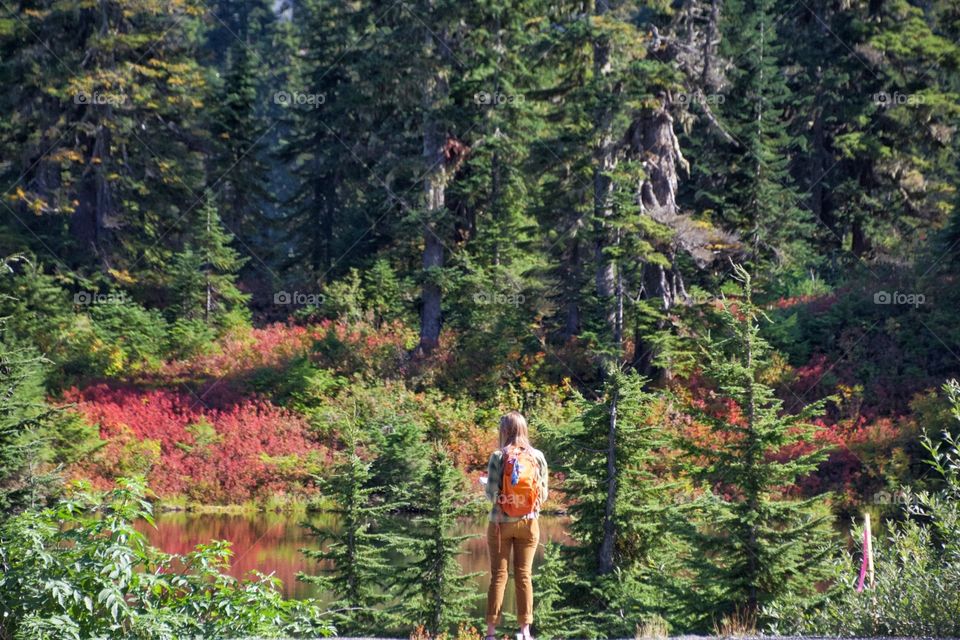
left=298, top=448, right=403, bottom=634
left=0, top=0, right=209, bottom=276
left=530, top=541, right=583, bottom=640
left=711, top=0, right=817, bottom=281
left=680, top=265, right=834, bottom=625
left=210, top=39, right=273, bottom=257
left=274, top=0, right=371, bottom=284
left=0, top=307, right=57, bottom=519
left=169, top=193, right=249, bottom=327
left=395, top=446, right=480, bottom=635
left=555, top=369, right=687, bottom=637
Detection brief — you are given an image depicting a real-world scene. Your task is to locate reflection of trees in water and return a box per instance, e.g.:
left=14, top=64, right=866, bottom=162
left=138, top=513, right=571, bottom=605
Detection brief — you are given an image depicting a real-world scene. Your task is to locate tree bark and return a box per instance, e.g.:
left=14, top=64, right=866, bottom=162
left=598, top=385, right=618, bottom=574
left=418, top=28, right=449, bottom=354
left=593, top=0, right=618, bottom=336
left=562, top=231, right=583, bottom=340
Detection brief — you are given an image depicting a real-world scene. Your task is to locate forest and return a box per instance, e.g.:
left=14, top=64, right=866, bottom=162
left=1, top=0, right=960, bottom=637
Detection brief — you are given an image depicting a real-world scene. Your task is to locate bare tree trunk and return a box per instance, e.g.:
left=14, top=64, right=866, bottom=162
left=593, top=0, right=617, bottom=336
left=562, top=232, right=583, bottom=339
left=205, top=202, right=212, bottom=322
left=744, top=310, right=760, bottom=615
left=598, top=385, right=618, bottom=574
left=310, top=173, right=324, bottom=277
left=71, top=120, right=114, bottom=269
left=323, top=171, right=337, bottom=278
left=418, top=28, right=449, bottom=355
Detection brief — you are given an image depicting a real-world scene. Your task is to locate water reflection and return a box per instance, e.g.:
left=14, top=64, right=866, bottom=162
left=138, top=512, right=572, bottom=614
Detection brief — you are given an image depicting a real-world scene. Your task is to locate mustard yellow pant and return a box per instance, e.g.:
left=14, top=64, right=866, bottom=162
left=485, top=518, right=540, bottom=626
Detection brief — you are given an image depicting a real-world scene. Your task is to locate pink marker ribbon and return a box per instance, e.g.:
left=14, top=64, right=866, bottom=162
left=855, top=526, right=869, bottom=592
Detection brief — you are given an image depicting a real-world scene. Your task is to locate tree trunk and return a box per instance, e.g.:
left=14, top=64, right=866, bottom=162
left=810, top=69, right=830, bottom=231
left=311, top=173, right=324, bottom=277
left=562, top=232, right=583, bottom=339
left=70, top=121, right=113, bottom=269
left=744, top=311, right=760, bottom=614
left=418, top=28, right=449, bottom=355
left=598, top=385, right=618, bottom=574
left=323, top=171, right=337, bottom=277
left=593, top=0, right=617, bottom=337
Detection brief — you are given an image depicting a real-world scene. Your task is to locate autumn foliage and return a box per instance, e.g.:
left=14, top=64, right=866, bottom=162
left=63, top=383, right=330, bottom=502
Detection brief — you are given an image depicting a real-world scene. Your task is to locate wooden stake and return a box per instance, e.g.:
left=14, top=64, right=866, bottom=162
left=864, top=512, right=875, bottom=588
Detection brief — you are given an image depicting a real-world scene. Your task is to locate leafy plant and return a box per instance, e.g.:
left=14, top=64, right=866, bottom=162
left=0, top=478, right=333, bottom=639
left=767, top=380, right=960, bottom=636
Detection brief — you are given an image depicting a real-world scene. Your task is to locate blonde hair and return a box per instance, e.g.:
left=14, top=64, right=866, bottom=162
left=499, top=411, right=531, bottom=450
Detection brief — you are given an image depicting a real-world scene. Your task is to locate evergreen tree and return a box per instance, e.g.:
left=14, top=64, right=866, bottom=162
left=0, top=296, right=57, bottom=519
left=210, top=39, right=273, bottom=258
left=298, top=447, right=403, bottom=634
left=369, top=417, right=430, bottom=508
left=706, top=0, right=816, bottom=281
left=168, top=193, right=249, bottom=327
left=274, top=0, right=372, bottom=284
left=680, top=265, right=835, bottom=625
left=530, top=541, right=583, bottom=640
left=0, top=0, right=210, bottom=277
left=395, top=446, right=480, bottom=635
left=555, top=369, right=687, bottom=637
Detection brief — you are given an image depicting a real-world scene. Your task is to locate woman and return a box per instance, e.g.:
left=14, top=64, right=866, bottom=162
left=483, top=411, right=549, bottom=640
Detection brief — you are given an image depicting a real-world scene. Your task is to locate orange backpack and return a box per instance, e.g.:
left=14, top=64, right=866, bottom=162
left=498, top=445, right=540, bottom=517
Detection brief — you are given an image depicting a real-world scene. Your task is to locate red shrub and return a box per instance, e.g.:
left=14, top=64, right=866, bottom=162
left=161, top=323, right=315, bottom=379
left=62, top=384, right=331, bottom=503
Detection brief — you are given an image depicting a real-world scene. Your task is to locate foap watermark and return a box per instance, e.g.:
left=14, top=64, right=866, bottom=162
left=473, top=290, right=525, bottom=306
left=273, top=290, right=325, bottom=306
left=873, top=290, right=925, bottom=307
left=686, top=291, right=719, bottom=306
left=273, top=90, right=325, bottom=109
left=495, top=493, right=536, bottom=509
left=74, top=291, right=126, bottom=305
left=675, top=91, right=725, bottom=107
left=873, top=91, right=924, bottom=107
left=74, top=91, right=127, bottom=106
left=868, top=489, right=914, bottom=507
left=474, top=91, right=524, bottom=106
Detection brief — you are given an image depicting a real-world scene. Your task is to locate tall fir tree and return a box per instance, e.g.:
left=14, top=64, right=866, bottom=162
left=210, top=39, right=273, bottom=262
left=274, top=0, right=375, bottom=285
left=708, top=0, right=817, bottom=282
left=394, top=446, right=480, bottom=635
left=298, top=447, right=404, bottom=634
left=168, top=193, right=249, bottom=327
left=680, top=265, right=834, bottom=626
left=554, top=369, right=688, bottom=637
left=0, top=0, right=210, bottom=279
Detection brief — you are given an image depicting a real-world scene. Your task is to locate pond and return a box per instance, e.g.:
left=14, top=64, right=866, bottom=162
left=139, top=511, right=572, bottom=615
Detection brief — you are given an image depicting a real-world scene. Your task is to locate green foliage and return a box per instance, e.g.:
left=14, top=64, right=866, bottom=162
left=394, top=446, right=482, bottom=635
left=0, top=479, right=333, bottom=639
left=0, top=328, right=56, bottom=518
left=531, top=541, right=583, bottom=640
left=299, top=447, right=404, bottom=634
left=680, top=266, right=835, bottom=627
left=165, top=318, right=219, bottom=361
left=369, top=417, right=431, bottom=508
left=768, top=380, right=960, bottom=635
left=168, top=193, right=250, bottom=329
left=551, top=369, right=688, bottom=637
left=0, top=0, right=210, bottom=275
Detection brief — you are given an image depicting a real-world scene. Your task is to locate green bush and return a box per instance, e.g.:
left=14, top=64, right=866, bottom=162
left=166, top=317, right=218, bottom=360
left=0, top=479, right=333, bottom=639
left=766, top=381, right=960, bottom=635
